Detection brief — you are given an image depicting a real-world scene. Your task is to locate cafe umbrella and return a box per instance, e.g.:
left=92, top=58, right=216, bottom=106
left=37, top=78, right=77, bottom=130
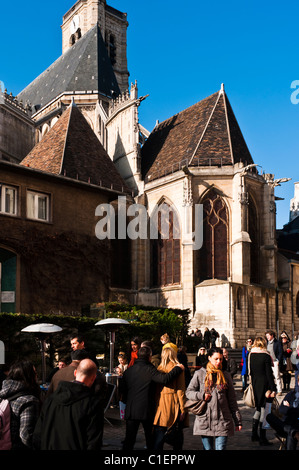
left=21, top=323, right=62, bottom=384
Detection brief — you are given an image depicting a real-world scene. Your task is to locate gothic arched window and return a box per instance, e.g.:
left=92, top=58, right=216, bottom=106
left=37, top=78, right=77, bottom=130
left=266, top=292, right=270, bottom=328
left=248, top=292, right=254, bottom=328
left=109, top=34, right=116, bottom=65
left=282, top=293, right=287, bottom=315
left=248, top=194, right=260, bottom=284
left=151, top=202, right=180, bottom=287
left=199, top=190, right=229, bottom=281
left=296, top=292, right=299, bottom=317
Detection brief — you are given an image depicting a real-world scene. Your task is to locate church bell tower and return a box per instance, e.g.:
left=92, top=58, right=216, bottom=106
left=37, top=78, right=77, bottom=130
left=61, top=0, right=129, bottom=92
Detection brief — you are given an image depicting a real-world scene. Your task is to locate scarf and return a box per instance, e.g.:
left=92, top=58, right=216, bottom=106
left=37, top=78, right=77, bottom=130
left=128, top=350, right=138, bottom=367
left=204, top=361, right=227, bottom=392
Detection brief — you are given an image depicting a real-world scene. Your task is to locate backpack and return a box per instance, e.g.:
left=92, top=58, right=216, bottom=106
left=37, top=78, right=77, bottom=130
left=0, top=392, right=27, bottom=450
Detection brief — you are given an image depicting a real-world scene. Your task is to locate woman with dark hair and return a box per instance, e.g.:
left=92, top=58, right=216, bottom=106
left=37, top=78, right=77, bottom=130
left=128, top=337, right=142, bottom=367
left=279, top=331, right=293, bottom=392
left=0, top=360, right=41, bottom=449
left=241, top=337, right=253, bottom=392
left=186, top=347, right=242, bottom=450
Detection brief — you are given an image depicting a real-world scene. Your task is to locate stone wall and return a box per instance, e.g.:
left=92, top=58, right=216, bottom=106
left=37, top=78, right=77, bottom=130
left=0, top=95, right=34, bottom=163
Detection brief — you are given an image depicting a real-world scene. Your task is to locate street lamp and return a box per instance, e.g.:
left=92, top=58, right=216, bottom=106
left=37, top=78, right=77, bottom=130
left=21, top=323, right=62, bottom=384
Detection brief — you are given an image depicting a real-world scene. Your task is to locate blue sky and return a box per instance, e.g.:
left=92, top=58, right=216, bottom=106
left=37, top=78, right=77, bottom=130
left=1, top=0, right=298, bottom=229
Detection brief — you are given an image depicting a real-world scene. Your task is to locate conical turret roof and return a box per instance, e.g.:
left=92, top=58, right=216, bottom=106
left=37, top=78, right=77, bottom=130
left=21, top=102, right=128, bottom=193
left=141, top=86, right=254, bottom=181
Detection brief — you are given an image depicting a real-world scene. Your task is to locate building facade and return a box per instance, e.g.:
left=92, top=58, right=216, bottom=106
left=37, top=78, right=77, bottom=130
left=0, top=0, right=298, bottom=347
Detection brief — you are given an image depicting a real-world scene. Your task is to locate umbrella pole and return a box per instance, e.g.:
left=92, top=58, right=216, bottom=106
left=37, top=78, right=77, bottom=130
left=40, top=339, right=47, bottom=384
left=109, top=331, right=115, bottom=374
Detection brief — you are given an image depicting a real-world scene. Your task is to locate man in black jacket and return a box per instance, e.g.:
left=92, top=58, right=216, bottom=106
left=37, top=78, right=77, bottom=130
left=266, top=374, right=299, bottom=449
left=33, top=359, right=103, bottom=450
left=121, top=346, right=184, bottom=451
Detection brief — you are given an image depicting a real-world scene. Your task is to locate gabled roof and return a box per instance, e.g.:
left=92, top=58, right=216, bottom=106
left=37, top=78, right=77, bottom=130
left=141, top=87, right=254, bottom=181
left=17, top=25, right=120, bottom=112
left=20, top=103, right=128, bottom=193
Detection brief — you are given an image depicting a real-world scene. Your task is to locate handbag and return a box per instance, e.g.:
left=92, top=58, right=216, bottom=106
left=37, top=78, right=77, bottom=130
left=243, top=353, right=256, bottom=408
left=184, top=398, right=207, bottom=415
left=119, top=401, right=126, bottom=420
left=243, top=383, right=255, bottom=408
left=163, top=421, right=181, bottom=446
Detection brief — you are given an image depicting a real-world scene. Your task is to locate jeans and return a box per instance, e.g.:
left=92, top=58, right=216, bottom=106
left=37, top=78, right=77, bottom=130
left=242, top=374, right=248, bottom=391
left=201, top=436, right=228, bottom=450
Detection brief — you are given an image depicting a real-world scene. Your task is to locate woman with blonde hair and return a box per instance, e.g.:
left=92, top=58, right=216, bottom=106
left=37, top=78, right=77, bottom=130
left=249, top=336, right=276, bottom=446
left=153, top=345, right=187, bottom=451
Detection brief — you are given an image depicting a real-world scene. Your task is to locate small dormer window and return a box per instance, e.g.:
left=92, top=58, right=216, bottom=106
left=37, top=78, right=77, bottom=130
left=70, top=34, right=76, bottom=46
left=76, top=28, right=81, bottom=40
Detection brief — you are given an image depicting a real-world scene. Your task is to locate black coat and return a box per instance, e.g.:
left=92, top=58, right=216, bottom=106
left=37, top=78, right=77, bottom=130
left=121, top=358, right=182, bottom=421
left=249, top=351, right=276, bottom=408
left=279, top=389, right=299, bottom=428
left=33, top=380, right=104, bottom=450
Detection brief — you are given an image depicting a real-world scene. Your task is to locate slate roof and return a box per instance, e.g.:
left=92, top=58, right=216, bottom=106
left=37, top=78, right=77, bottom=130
left=17, top=25, right=120, bottom=112
left=141, top=88, right=254, bottom=181
left=20, top=103, right=128, bottom=193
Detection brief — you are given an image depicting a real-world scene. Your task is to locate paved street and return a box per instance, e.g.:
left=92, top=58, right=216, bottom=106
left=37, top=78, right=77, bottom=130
left=102, top=374, right=296, bottom=452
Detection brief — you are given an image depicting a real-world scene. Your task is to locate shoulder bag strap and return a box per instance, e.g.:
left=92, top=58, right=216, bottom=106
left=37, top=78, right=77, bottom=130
left=248, top=352, right=251, bottom=378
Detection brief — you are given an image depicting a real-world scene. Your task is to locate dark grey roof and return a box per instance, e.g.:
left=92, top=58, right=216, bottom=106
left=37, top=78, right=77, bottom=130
left=17, top=25, right=120, bottom=111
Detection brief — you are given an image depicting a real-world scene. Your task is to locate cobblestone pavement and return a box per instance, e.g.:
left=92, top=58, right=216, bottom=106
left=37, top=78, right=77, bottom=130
left=102, top=374, right=296, bottom=452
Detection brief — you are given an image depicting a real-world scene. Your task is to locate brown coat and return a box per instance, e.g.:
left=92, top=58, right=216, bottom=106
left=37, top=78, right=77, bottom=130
left=153, top=362, right=188, bottom=428
left=47, top=363, right=78, bottom=395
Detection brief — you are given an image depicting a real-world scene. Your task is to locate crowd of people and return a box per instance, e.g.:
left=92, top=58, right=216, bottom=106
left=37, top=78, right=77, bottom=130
left=189, top=327, right=220, bottom=350
left=0, top=329, right=298, bottom=451
left=241, top=329, right=299, bottom=449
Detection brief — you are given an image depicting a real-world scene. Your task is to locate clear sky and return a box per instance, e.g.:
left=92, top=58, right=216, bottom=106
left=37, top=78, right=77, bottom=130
left=1, top=0, right=298, bottom=229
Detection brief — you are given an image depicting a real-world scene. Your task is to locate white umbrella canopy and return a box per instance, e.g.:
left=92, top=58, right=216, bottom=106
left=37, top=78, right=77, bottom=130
left=95, top=318, right=129, bottom=327
left=21, top=323, right=62, bottom=333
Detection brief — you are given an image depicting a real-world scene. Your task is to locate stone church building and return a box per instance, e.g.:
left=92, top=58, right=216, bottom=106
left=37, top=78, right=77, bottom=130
left=1, top=0, right=298, bottom=347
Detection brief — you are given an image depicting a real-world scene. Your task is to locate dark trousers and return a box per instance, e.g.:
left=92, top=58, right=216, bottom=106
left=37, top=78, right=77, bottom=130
left=153, top=423, right=184, bottom=451
left=122, top=419, right=153, bottom=451
left=266, top=414, right=298, bottom=450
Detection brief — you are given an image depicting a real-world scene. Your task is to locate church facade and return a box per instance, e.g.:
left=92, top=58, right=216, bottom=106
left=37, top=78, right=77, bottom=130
left=1, top=0, right=298, bottom=347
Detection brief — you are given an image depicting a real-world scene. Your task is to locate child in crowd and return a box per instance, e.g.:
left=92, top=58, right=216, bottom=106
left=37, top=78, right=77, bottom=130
left=115, top=352, right=128, bottom=376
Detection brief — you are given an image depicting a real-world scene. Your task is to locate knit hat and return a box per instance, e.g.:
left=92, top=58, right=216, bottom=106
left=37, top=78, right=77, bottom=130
left=162, top=342, right=178, bottom=353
